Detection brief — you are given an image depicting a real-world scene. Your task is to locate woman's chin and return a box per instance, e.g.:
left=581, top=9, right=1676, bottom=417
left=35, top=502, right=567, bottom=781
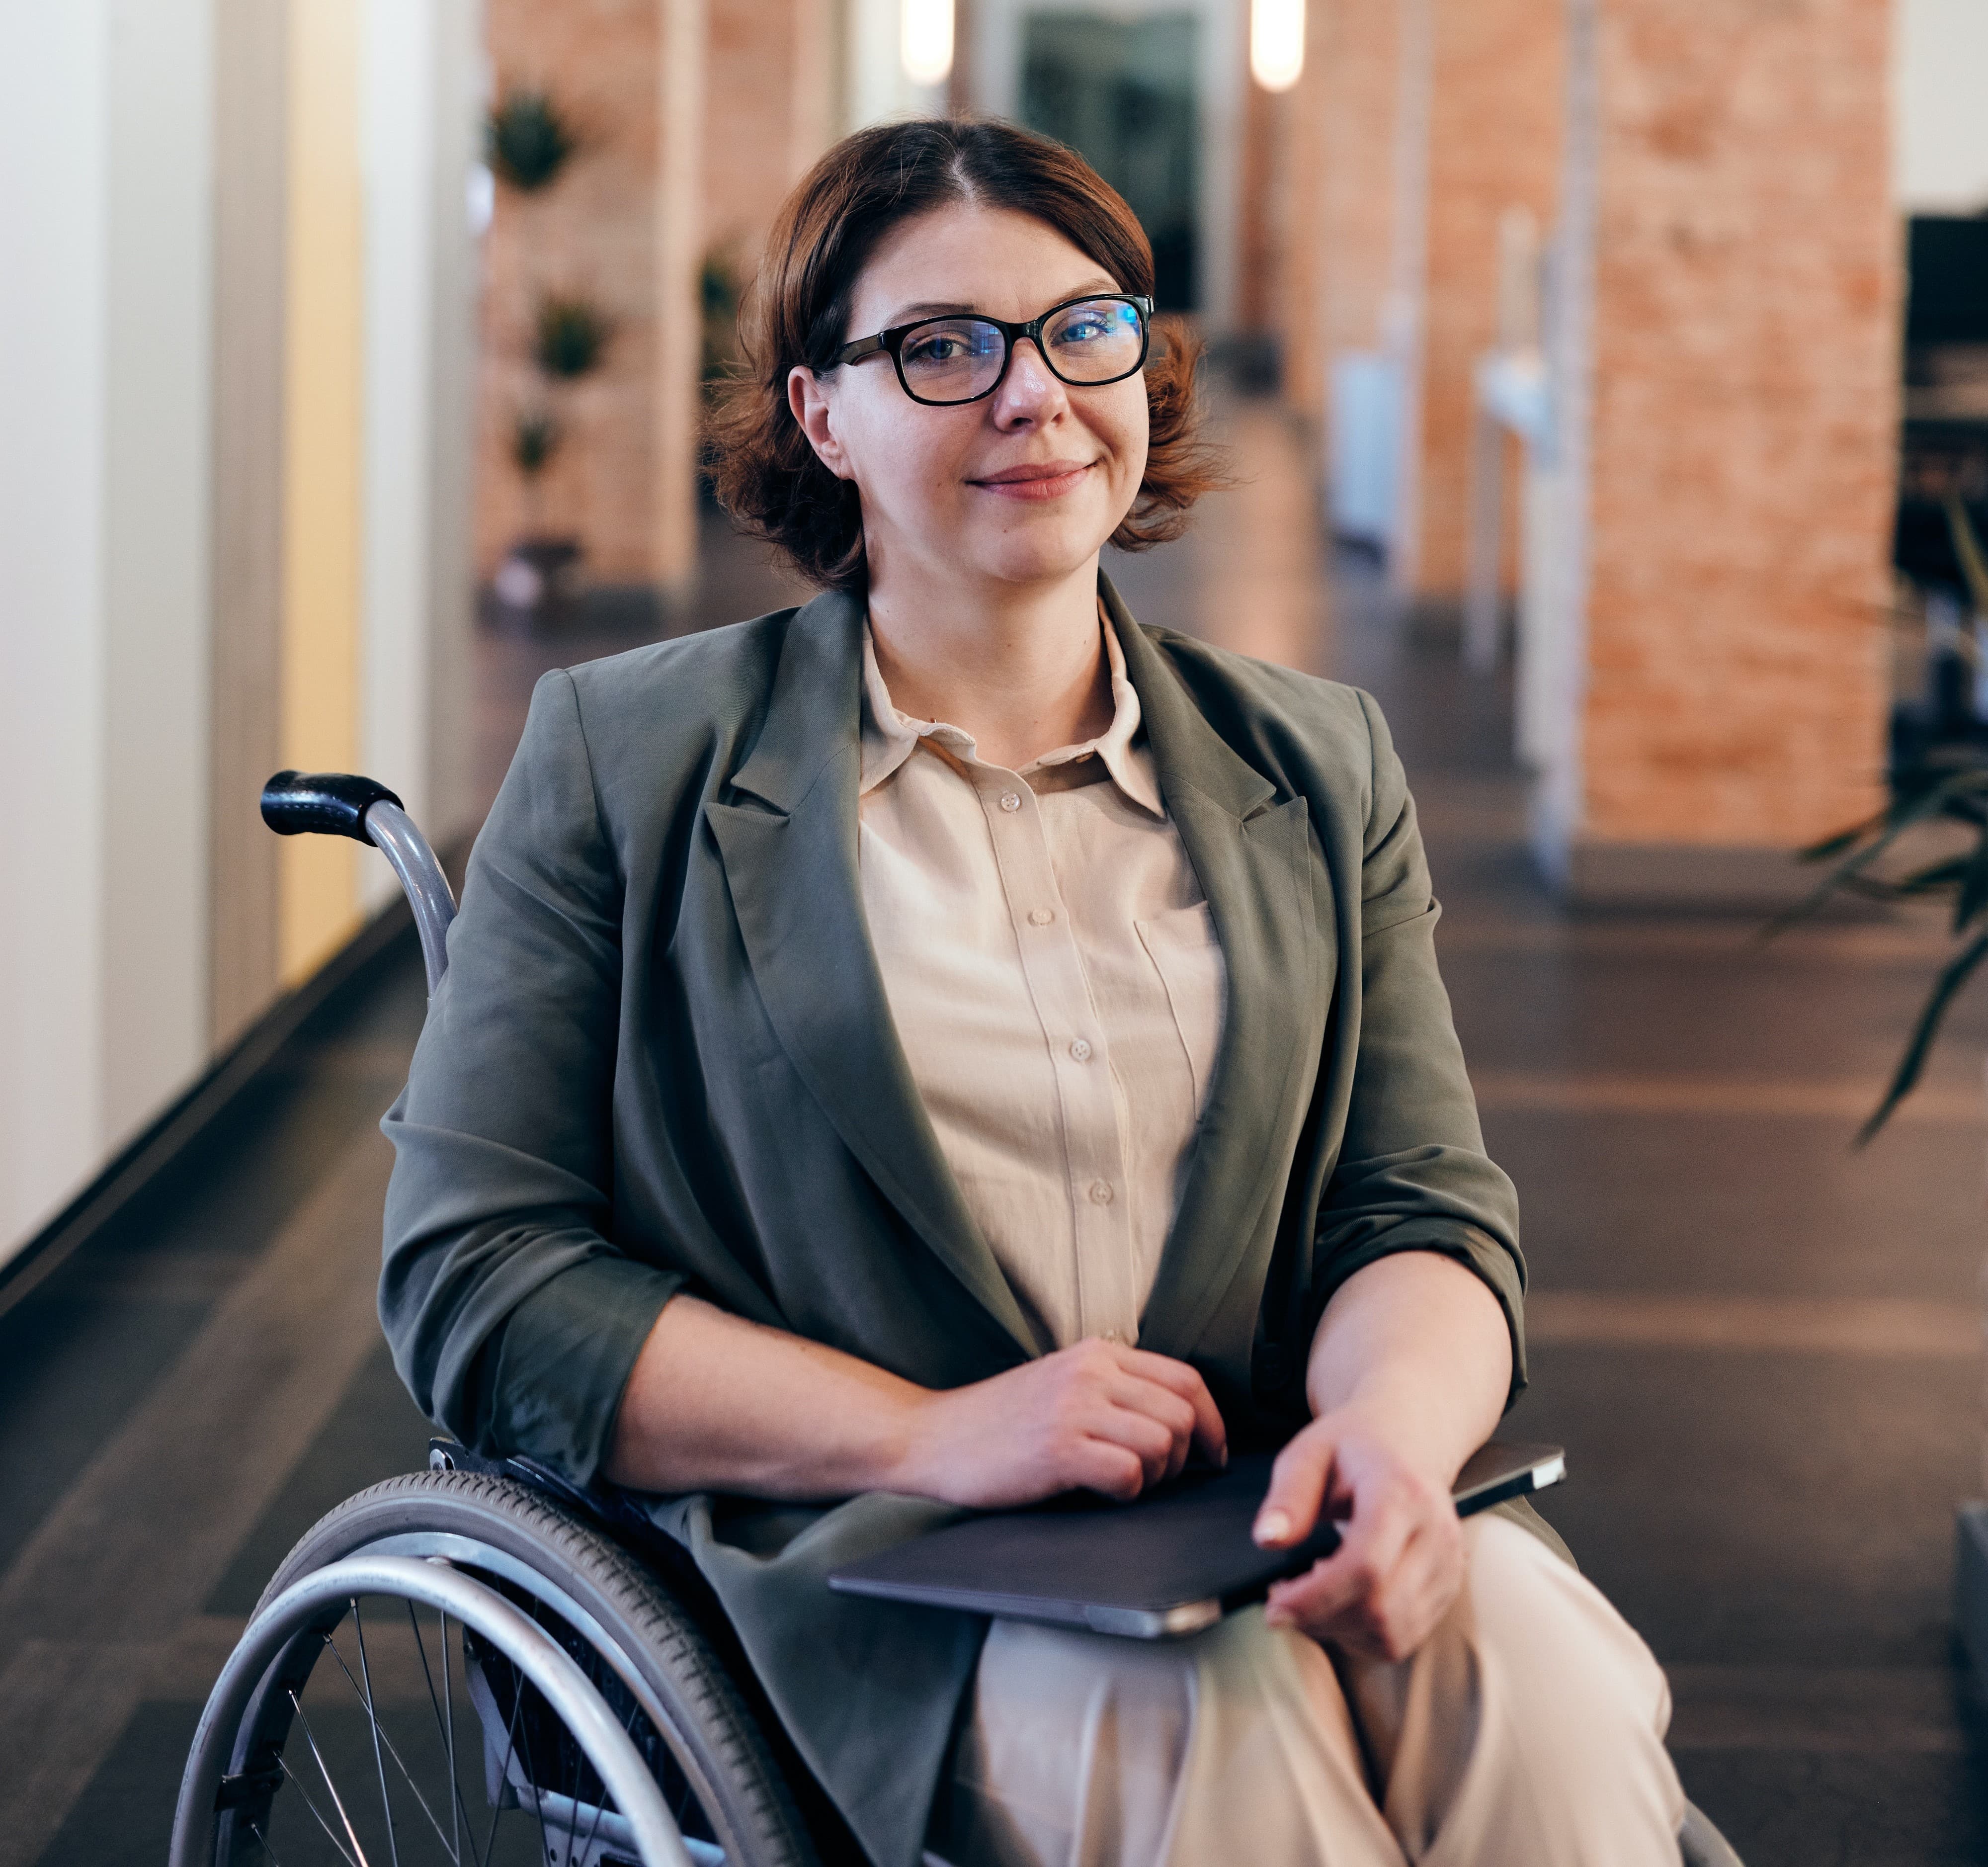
left=962, top=522, right=1117, bottom=590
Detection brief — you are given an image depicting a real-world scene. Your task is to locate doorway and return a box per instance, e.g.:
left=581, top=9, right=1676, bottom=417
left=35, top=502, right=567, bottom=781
left=1019, top=12, right=1201, bottom=312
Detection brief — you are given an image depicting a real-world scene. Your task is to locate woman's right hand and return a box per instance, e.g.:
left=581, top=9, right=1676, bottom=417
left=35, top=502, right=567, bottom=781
left=897, top=1338, right=1228, bottom=1509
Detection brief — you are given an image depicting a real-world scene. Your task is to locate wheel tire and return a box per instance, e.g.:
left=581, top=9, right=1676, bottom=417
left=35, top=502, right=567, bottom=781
left=259, top=1469, right=822, bottom=1867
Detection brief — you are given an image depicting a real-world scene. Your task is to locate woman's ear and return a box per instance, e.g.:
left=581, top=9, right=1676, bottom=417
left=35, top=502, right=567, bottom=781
left=788, top=366, right=854, bottom=482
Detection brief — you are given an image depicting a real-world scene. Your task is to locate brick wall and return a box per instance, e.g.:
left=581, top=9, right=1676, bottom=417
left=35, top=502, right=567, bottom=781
left=703, top=0, right=834, bottom=290
left=478, top=0, right=663, bottom=584
left=1413, top=0, right=1563, bottom=595
left=476, top=0, right=834, bottom=589
left=1315, top=0, right=1402, bottom=364
left=1580, top=0, right=1898, bottom=847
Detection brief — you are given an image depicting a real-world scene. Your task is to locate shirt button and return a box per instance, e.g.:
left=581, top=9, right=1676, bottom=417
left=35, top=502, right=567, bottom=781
left=1089, top=1180, right=1114, bottom=1205
left=998, top=792, right=1022, bottom=813
left=1102, top=1328, right=1124, bottom=1344
left=1069, top=1038, right=1092, bottom=1061
left=1028, top=907, right=1055, bottom=927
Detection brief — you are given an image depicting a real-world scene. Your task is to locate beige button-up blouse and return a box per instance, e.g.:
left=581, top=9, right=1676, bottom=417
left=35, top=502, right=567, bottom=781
left=857, top=616, right=1227, bottom=1352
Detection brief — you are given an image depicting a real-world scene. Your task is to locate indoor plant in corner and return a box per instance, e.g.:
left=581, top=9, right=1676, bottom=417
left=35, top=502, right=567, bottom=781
left=1771, top=493, right=1988, bottom=1681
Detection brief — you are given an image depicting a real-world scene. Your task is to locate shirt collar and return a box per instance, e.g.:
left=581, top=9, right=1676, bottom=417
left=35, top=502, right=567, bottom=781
left=858, top=607, right=1165, bottom=818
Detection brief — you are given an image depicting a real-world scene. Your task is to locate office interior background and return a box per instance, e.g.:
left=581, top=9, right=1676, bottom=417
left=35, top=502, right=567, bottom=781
left=1, top=0, right=1987, bottom=1859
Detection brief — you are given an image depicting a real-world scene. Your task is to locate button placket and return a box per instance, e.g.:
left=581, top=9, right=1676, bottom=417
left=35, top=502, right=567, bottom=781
left=970, top=768, right=1139, bottom=1345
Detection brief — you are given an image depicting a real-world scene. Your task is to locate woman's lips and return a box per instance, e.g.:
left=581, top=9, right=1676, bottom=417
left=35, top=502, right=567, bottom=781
left=969, top=460, right=1095, bottom=502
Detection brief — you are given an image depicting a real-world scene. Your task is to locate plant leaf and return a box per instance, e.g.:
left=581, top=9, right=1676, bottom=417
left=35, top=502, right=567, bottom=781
left=1856, top=929, right=1988, bottom=1143
left=1956, top=836, right=1988, bottom=932
left=1946, top=494, right=1988, bottom=620
left=1891, top=854, right=1971, bottom=896
left=1762, top=770, right=1988, bottom=939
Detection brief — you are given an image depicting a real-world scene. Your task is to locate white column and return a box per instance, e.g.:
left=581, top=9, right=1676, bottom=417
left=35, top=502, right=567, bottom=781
left=1524, top=0, right=1597, bottom=887
left=1893, top=0, right=1988, bottom=212
left=358, top=0, right=484, bottom=896
left=0, top=0, right=216, bottom=1256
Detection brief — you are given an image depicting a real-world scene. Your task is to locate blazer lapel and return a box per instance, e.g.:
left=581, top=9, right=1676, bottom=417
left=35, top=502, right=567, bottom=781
left=702, top=590, right=1044, bottom=1357
left=1105, top=576, right=1335, bottom=1354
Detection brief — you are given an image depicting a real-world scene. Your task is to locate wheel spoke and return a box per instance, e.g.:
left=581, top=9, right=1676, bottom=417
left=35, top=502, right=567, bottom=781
left=511, top=1667, right=556, bottom=1867
left=406, top=1600, right=476, bottom=1867
left=249, top=1816, right=289, bottom=1867
left=351, top=1606, right=404, bottom=1867
left=477, top=1651, right=527, bottom=1867
left=321, top=1630, right=462, bottom=1865
left=277, top=1740, right=366, bottom=1867
left=441, top=1611, right=473, bottom=1867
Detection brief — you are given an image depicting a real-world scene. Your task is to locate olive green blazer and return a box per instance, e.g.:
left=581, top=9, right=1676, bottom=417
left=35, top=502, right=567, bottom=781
left=380, top=574, right=1538, bottom=1867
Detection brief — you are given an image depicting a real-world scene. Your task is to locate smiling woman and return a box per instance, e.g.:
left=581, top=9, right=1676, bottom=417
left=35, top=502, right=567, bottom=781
left=382, top=115, right=1688, bottom=1867
left=705, top=117, right=1222, bottom=593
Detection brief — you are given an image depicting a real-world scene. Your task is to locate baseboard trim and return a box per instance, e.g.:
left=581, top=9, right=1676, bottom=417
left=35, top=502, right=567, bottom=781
left=0, top=889, right=420, bottom=1322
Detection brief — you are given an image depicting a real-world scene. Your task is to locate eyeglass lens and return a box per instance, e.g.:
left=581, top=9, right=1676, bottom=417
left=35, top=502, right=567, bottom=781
left=899, top=298, right=1144, bottom=403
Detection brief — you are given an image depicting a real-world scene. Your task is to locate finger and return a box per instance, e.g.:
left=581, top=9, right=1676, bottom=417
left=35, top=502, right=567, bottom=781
left=1067, top=1438, right=1146, bottom=1501
left=1117, top=1350, right=1228, bottom=1464
left=1087, top=1405, right=1178, bottom=1488
left=1105, top=1373, right=1199, bottom=1476
left=1286, top=1522, right=1458, bottom=1660
left=1253, top=1429, right=1336, bottom=1548
left=1264, top=1489, right=1438, bottom=1638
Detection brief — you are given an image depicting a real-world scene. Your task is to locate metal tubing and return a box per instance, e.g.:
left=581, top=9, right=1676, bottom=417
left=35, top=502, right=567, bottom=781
left=171, top=1554, right=695, bottom=1867
left=362, top=802, right=457, bottom=993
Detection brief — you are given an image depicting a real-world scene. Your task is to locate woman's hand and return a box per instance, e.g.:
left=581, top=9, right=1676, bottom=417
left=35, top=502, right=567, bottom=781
left=899, top=1337, right=1228, bottom=1509
left=1250, top=1404, right=1466, bottom=1661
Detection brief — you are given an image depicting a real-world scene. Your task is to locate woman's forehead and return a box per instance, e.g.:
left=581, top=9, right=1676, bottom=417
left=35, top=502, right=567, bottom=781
left=851, top=204, right=1118, bottom=329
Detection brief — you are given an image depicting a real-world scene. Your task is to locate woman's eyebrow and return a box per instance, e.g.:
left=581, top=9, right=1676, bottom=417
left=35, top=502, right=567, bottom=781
left=882, top=279, right=1123, bottom=326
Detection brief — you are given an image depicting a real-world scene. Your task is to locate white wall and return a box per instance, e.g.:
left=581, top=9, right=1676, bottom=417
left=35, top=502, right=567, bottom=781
left=845, top=0, right=946, bottom=130
left=0, top=0, right=216, bottom=1257
left=1894, top=0, right=1988, bottom=212
left=0, top=0, right=481, bottom=1265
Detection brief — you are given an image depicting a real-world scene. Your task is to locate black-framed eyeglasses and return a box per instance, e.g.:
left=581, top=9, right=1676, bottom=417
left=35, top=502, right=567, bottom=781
left=832, top=293, right=1155, bottom=407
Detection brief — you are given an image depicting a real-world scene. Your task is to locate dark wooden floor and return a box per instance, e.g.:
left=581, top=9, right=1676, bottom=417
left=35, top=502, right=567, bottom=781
left=4, top=404, right=1986, bottom=1864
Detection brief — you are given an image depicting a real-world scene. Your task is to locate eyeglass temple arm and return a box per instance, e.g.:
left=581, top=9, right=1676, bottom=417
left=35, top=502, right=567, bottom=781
left=831, top=333, right=889, bottom=367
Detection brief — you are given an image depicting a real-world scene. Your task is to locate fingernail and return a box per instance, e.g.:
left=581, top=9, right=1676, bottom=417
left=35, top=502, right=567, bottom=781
left=1219, top=1445, right=1229, bottom=1468
left=1254, top=1508, right=1290, bottom=1546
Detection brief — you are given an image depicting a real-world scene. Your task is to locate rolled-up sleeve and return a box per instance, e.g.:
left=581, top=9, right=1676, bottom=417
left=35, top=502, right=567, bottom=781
left=380, top=668, right=681, bottom=1483
left=1308, top=689, right=1527, bottom=1403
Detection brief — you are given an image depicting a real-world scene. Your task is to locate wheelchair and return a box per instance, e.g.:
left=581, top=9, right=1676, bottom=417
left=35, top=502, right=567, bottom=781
left=169, top=770, right=1747, bottom=1867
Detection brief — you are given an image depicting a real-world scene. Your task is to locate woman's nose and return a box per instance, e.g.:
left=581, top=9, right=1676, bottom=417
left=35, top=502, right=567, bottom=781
left=990, top=339, right=1069, bottom=426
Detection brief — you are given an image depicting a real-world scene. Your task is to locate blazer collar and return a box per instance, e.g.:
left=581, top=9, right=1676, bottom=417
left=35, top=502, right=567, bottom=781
left=709, top=573, right=1329, bottom=1366
left=1101, top=573, right=1278, bottom=824
left=706, top=588, right=1046, bottom=1359
left=1101, top=573, right=1332, bottom=1357
left=725, top=586, right=867, bottom=816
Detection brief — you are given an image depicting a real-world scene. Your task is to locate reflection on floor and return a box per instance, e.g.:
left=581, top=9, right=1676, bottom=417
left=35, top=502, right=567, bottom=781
left=3, top=397, right=1987, bottom=1865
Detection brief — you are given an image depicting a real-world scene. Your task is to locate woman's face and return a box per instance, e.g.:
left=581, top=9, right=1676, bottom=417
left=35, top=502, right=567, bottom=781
left=789, top=203, right=1151, bottom=594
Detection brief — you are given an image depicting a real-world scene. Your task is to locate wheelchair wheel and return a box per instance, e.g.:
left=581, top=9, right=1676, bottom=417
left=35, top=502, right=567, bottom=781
left=172, top=1470, right=823, bottom=1867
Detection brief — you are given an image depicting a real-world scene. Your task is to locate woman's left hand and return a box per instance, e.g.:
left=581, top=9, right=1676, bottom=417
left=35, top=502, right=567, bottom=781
left=1249, top=1405, right=1466, bottom=1663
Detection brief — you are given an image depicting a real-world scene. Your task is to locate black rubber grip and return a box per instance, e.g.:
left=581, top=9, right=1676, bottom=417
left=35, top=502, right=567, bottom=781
left=260, top=770, right=405, bottom=842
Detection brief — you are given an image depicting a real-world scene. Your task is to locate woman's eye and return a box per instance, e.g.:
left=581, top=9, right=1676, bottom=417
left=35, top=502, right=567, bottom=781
left=1055, top=313, right=1114, bottom=345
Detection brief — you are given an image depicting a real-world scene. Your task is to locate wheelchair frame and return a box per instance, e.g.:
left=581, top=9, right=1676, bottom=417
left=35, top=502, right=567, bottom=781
left=167, top=770, right=1745, bottom=1867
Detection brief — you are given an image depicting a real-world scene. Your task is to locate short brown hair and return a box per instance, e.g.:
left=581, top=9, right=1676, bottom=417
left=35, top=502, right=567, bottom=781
left=704, top=117, right=1226, bottom=592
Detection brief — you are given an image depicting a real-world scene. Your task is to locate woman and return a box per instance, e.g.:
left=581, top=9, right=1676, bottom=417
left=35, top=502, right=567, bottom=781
left=382, top=118, right=1683, bottom=1866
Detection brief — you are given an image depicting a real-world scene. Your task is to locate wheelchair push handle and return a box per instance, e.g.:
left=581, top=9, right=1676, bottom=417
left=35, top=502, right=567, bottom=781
left=260, top=769, right=458, bottom=994
left=260, top=768, right=402, bottom=841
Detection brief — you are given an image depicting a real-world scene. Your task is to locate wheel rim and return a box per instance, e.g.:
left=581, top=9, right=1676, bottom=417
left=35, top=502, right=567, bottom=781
left=328, top=1529, right=744, bottom=1863
left=173, top=1555, right=706, bottom=1867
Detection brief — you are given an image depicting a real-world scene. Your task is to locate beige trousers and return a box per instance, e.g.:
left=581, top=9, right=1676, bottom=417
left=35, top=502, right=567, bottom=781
left=927, top=1517, right=1684, bottom=1867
